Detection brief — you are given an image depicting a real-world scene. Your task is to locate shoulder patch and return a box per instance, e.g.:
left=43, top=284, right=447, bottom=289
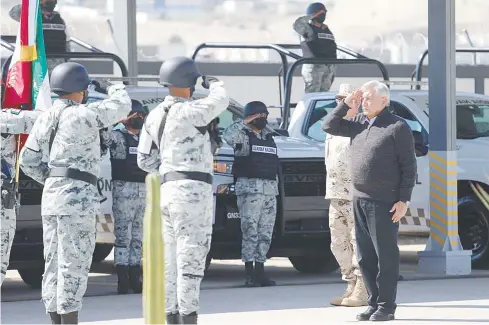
left=7, top=109, right=21, bottom=115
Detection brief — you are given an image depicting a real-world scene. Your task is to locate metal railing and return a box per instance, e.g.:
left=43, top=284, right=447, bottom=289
left=281, top=57, right=390, bottom=129
left=413, top=48, right=489, bottom=92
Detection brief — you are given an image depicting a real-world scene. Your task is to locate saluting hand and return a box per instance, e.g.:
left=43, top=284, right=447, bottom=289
left=390, top=201, right=408, bottom=223
left=244, top=113, right=266, bottom=124
left=344, top=89, right=362, bottom=110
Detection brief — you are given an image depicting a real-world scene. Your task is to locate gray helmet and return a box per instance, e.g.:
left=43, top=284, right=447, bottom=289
left=158, top=56, right=201, bottom=88
left=130, top=99, right=149, bottom=116
left=50, top=62, right=90, bottom=94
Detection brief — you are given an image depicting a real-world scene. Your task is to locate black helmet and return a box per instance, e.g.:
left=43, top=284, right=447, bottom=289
left=306, top=2, right=326, bottom=16
left=129, top=99, right=149, bottom=116
left=50, top=62, right=90, bottom=94
left=243, top=101, right=269, bottom=119
left=158, top=56, right=201, bottom=88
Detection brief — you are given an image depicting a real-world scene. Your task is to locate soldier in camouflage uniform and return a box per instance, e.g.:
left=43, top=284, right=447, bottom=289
left=19, top=62, right=131, bottom=324
left=1, top=108, right=45, bottom=285
left=293, top=2, right=337, bottom=93
left=223, top=101, right=278, bottom=288
left=137, top=57, right=229, bottom=324
left=324, top=84, right=367, bottom=307
left=100, top=100, right=148, bottom=295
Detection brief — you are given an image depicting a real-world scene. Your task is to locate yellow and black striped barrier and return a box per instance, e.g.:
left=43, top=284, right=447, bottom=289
left=143, top=173, right=165, bottom=324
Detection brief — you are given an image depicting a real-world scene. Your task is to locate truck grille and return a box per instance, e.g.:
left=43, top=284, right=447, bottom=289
left=280, top=160, right=326, bottom=197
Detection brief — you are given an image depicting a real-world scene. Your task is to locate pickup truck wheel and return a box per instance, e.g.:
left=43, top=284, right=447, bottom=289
left=92, top=244, right=113, bottom=263
left=18, top=267, right=44, bottom=289
left=458, top=195, right=489, bottom=269
left=289, top=251, right=339, bottom=274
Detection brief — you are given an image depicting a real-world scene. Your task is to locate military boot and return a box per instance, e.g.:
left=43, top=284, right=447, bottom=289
left=253, top=262, right=276, bottom=287
left=341, top=276, right=368, bottom=307
left=181, top=311, right=198, bottom=324
left=116, top=265, right=130, bottom=294
left=48, top=312, right=61, bottom=324
left=244, top=262, right=254, bottom=287
left=330, top=280, right=356, bottom=306
left=128, top=265, right=143, bottom=294
left=166, top=312, right=181, bottom=324
left=60, top=311, right=78, bottom=324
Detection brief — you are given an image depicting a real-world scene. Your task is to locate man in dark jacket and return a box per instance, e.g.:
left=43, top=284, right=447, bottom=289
left=322, top=80, right=417, bottom=322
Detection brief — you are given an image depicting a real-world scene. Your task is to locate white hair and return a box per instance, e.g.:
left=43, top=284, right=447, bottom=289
left=361, top=80, right=390, bottom=105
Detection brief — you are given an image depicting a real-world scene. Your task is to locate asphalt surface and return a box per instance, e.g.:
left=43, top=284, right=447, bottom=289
left=2, top=246, right=489, bottom=303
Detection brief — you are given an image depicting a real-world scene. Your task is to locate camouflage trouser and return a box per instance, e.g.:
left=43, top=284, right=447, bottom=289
left=113, top=196, right=145, bottom=266
left=302, top=64, right=336, bottom=93
left=238, top=194, right=277, bottom=263
left=329, top=198, right=361, bottom=282
left=161, top=180, right=213, bottom=316
left=47, top=58, right=68, bottom=76
left=42, top=214, right=96, bottom=314
left=1, top=207, right=16, bottom=285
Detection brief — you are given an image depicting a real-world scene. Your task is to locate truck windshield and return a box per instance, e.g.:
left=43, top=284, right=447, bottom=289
left=424, top=101, right=489, bottom=139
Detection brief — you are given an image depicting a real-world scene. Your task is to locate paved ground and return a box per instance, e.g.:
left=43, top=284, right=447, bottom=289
left=2, top=277, right=489, bottom=324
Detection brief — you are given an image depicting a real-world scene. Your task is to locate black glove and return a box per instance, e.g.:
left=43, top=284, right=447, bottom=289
left=201, top=76, right=219, bottom=89
left=90, top=80, right=107, bottom=94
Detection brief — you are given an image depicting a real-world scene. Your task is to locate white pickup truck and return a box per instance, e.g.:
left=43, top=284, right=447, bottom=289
left=287, top=90, right=489, bottom=268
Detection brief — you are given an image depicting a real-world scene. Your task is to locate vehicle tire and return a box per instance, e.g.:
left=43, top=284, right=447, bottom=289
left=92, top=243, right=113, bottom=263
left=289, top=251, right=339, bottom=274
left=18, top=267, right=44, bottom=289
left=458, top=195, right=489, bottom=269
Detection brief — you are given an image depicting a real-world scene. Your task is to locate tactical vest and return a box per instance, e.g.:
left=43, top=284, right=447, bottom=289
left=43, top=13, right=67, bottom=54
left=300, top=24, right=337, bottom=59
left=111, top=130, right=148, bottom=183
left=232, top=130, right=278, bottom=180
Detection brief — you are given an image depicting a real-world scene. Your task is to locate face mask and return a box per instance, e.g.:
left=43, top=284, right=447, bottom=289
left=42, top=1, right=56, bottom=12
left=81, top=90, right=88, bottom=104
left=129, top=117, right=144, bottom=130
left=252, top=117, right=267, bottom=130
left=314, top=13, right=326, bottom=24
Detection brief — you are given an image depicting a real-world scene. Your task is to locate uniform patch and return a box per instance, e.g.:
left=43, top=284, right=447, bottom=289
left=128, top=147, right=138, bottom=155
left=2, top=108, right=21, bottom=115
left=251, top=145, right=277, bottom=154
left=317, top=33, right=335, bottom=41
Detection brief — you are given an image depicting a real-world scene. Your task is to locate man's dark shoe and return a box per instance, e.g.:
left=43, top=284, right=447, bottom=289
left=181, top=311, right=198, bottom=324
left=128, top=265, right=143, bottom=294
left=356, top=306, right=377, bottom=321
left=48, top=312, right=61, bottom=324
left=254, top=262, right=276, bottom=287
left=166, top=312, right=180, bottom=324
left=369, top=309, right=395, bottom=321
left=244, top=262, right=254, bottom=287
left=60, top=311, right=78, bottom=324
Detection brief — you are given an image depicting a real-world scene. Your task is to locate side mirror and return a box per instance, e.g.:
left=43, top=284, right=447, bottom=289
left=273, top=129, right=289, bottom=137
left=412, top=130, right=428, bottom=157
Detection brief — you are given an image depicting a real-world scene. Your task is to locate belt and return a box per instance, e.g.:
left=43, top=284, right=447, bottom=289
left=161, top=171, right=213, bottom=185
left=48, top=168, right=98, bottom=187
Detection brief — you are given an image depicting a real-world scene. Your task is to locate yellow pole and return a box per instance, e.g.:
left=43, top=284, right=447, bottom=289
left=143, top=173, right=165, bottom=324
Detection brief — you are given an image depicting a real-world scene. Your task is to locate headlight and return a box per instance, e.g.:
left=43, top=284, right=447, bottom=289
left=213, top=161, right=233, bottom=175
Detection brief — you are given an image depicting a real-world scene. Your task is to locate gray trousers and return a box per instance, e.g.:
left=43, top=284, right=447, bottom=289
left=353, top=197, right=399, bottom=313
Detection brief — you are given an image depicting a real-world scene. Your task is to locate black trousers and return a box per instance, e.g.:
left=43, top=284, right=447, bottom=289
left=353, top=197, right=400, bottom=313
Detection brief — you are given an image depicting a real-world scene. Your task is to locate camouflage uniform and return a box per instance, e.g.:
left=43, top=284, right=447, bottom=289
left=1, top=108, right=44, bottom=285
left=100, top=129, right=145, bottom=266
left=222, top=119, right=278, bottom=263
left=293, top=16, right=336, bottom=93
left=325, top=133, right=367, bottom=306
left=19, top=84, right=131, bottom=314
left=137, top=81, right=229, bottom=317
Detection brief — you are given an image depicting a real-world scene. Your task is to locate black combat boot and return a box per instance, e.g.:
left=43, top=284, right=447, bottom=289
left=116, top=265, right=130, bottom=294
left=254, top=262, right=276, bottom=287
left=244, top=262, right=254, bottom=287
left=166, top=312, right=181, bottom=324
left=60, top=311, right=78, bottom=324
left=128, top=265, right=143, bottom=294
left=48, top=312, right=61, bottom=324
left=181, top=311, right=198, bottom=324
